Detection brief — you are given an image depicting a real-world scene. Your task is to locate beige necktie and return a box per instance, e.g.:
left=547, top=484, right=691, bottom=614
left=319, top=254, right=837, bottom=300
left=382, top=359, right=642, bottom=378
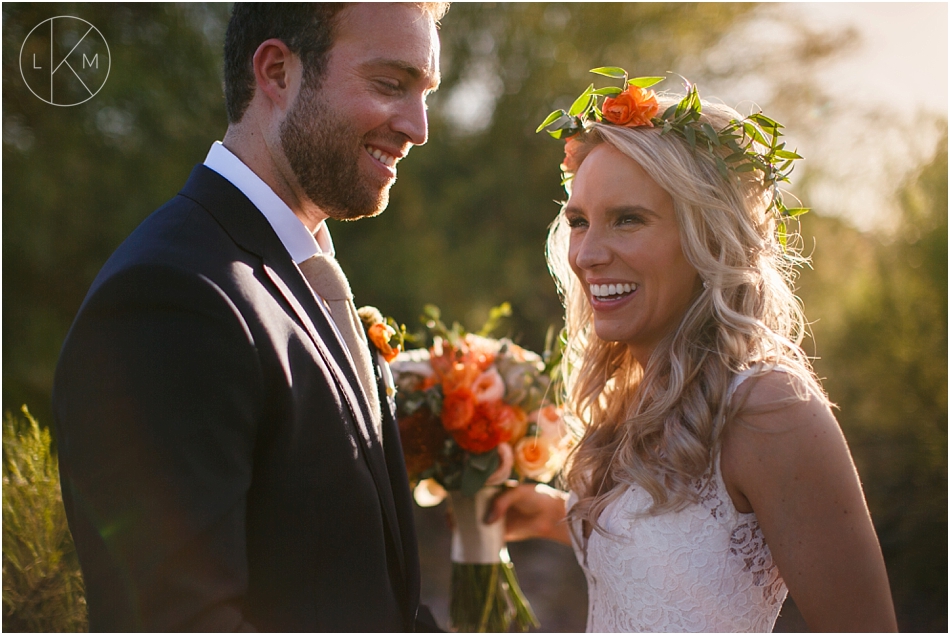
left=298, top=254, right=381, bottom=434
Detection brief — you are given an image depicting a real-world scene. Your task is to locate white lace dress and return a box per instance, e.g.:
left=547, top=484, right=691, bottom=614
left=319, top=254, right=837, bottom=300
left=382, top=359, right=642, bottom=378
left=570, top=377, right=788, bottom=632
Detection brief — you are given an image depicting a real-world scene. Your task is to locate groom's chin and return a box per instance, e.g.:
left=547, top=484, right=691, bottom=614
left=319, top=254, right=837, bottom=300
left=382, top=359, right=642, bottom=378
left=328, top=186, right=391, bottom=221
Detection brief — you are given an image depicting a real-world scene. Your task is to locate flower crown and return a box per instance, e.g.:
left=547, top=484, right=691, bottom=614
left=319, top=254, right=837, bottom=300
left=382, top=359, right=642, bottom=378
left=537, top=67, right=808, bottom=246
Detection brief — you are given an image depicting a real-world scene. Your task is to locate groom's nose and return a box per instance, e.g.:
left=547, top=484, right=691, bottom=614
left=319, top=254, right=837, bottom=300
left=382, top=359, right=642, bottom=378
left=391, top=94, right=429, bottom=146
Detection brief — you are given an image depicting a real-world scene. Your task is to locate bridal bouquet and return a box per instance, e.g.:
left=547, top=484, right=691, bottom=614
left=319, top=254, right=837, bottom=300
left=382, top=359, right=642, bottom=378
left=391, top=305, right=571, bottom=632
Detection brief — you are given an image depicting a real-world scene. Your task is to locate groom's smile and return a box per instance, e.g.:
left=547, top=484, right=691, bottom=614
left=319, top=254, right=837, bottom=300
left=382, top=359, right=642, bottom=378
left=365, top=144, right=401, bottom=170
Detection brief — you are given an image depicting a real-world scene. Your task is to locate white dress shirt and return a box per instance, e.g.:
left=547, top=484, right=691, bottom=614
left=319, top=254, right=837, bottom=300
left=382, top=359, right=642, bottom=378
left=203, top=141, right=334, bottom=262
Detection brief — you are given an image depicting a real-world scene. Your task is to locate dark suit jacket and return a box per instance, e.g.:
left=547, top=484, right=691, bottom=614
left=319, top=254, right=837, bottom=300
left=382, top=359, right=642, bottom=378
left=52, top=166, right=430, bottom=632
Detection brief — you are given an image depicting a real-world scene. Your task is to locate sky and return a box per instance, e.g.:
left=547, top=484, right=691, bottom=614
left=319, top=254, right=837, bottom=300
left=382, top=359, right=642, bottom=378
left=731, top=2, right=947, bottom=231
left=798, top=2, right=947, bottom=112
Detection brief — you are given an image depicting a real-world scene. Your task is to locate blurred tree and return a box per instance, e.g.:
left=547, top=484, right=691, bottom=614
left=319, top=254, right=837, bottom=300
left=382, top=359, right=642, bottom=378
left=2, top=3, right=230, bottom=424
left=797, top=130, right=948, bottom=632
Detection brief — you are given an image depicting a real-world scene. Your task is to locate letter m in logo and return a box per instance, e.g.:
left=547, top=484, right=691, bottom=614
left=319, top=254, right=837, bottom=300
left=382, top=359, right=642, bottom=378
left=83, top=53, right=98, bottom=69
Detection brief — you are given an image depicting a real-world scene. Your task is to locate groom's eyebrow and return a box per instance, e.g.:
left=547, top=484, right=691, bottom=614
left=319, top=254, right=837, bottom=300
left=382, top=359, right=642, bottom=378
left=365, top=57, right=441, bottom=91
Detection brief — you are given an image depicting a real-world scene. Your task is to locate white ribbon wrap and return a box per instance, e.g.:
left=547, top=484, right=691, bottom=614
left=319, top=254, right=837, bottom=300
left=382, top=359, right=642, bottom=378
left=449, top=486, right=508, bottom=565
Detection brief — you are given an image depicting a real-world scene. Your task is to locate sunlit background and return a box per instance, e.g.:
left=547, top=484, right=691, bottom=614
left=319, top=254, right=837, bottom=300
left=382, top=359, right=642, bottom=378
left=3, top=3, right=946, bottom=632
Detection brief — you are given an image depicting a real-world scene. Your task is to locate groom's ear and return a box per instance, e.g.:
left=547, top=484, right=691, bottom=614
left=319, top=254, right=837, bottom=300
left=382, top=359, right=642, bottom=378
left=251, top=38, right=301, bottom=114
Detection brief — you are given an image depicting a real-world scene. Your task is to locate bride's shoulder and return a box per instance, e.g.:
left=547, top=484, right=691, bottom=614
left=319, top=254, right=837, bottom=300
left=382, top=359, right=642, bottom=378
left=720, top=366, right=845, bottom=513
left=729, top=366, right=832, bottom=434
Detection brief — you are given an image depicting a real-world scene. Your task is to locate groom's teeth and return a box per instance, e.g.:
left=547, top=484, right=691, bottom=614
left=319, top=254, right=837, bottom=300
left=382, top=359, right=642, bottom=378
left=591, top=283, right=637, bottom=298
left=367, top=146, right=396, bottom=167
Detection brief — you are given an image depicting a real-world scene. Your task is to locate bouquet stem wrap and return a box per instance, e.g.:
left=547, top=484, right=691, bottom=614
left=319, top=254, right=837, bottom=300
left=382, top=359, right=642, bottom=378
left=449, top=487, right=539, bottom=632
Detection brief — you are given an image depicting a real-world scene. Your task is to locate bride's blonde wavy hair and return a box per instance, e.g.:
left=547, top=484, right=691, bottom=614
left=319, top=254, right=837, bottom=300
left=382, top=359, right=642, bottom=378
left=547, top=98, right=828, bottom=543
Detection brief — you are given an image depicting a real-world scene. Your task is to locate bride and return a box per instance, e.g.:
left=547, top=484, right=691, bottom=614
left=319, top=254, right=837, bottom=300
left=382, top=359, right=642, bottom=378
left=487, top=73, right=897, bottom=632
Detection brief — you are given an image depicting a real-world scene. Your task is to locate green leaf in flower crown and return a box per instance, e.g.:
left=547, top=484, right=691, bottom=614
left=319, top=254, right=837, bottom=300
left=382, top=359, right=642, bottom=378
left=742, top=121, right=769, bottom=147
left=568, top=85, right=594, bottom=117
left=684, top=125, right=696, bottom=149
left=784, top=207, right=810, bottom=217
left=589, top=66, right=627, bottom=79
left=748, top=112, right=781, bottom=131
left=702, top=123, right=720, bottom=146
left=777, top=221, right=788, bottom=249
left=688, top=86, right=702, bottom=114
left=628, top=76, right=665, bottom=88
left=774, top=149, right=803, bottom=160
left=715, top=157, right=729, bottom=179
left=536, top=109, right=565, bottom=133
left=591, top=86, right=624, bottom=97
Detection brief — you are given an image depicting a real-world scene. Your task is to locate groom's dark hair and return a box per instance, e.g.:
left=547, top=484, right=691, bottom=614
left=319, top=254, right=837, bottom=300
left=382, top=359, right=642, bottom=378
left=223, top=3, right=348, bottom=124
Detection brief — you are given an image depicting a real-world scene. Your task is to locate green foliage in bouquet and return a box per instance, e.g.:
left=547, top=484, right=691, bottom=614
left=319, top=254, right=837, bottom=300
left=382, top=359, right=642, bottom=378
left=2, top=406, right=88, bottom=632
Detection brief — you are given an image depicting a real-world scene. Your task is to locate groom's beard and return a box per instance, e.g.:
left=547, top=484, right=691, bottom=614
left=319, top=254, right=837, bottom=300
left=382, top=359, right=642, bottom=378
left=280, top=83, right=392, bottom=221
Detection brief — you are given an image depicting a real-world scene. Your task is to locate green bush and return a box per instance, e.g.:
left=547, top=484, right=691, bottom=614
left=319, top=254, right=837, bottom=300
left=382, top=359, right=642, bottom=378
left=2, top=406, right=87, bottom=632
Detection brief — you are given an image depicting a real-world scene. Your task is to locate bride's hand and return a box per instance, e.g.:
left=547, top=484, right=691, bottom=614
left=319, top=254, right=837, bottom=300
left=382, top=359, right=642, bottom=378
left=485, top=483, right=572, bottom=546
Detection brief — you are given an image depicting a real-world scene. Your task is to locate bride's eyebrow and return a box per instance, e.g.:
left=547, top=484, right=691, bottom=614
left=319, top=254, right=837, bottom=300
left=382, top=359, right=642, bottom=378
left=606, top=205, right=656, bottom=219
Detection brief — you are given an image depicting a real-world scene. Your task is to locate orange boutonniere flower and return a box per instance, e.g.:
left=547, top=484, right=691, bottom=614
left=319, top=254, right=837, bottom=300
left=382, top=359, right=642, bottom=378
left=368, top=322, right=400, bottom=362
left=602, top=84, right=659, bottom=128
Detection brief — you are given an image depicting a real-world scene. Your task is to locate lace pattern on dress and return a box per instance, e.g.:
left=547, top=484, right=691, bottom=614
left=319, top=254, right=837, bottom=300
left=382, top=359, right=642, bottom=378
left=570, top=368, right=788, bottom=632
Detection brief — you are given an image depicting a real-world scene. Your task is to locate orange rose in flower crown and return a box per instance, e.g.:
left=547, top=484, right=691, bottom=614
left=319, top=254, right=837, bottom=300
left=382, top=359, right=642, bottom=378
left=602, top=84, right=659, bottom=127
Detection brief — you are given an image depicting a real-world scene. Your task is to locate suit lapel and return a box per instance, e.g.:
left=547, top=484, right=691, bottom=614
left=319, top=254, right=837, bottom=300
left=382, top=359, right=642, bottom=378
left=178, top=166, right=406, bottom=586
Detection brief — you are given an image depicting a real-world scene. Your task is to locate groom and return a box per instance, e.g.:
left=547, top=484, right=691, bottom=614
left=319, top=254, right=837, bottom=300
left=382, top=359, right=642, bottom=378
left=52, top=3, right=447, bottom=631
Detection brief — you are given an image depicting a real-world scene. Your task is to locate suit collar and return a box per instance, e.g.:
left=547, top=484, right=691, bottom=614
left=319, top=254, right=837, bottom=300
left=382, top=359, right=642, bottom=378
left=203, top=142, right=321, bottom=264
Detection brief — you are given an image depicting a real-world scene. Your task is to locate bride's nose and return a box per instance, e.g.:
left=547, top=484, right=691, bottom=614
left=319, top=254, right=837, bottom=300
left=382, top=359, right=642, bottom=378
left=571, top=229, right=612, bottom=271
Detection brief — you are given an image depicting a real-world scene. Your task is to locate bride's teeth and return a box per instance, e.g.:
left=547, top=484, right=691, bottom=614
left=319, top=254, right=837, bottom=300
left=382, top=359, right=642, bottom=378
left=591, top=283, right=637, bottom=298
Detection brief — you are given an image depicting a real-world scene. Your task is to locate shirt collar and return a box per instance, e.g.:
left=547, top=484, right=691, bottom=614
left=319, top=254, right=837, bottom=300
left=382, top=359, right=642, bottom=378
left=203, top=141, right=333, bottom=263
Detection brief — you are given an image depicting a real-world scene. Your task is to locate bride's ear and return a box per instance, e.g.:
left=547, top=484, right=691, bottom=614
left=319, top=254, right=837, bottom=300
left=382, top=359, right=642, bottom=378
left=252, top=38, right=301, bottom=113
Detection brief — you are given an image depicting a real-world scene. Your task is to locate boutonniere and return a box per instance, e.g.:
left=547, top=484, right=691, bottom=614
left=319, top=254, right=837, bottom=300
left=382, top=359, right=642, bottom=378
left=358, top=306, right=406, bottom=397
